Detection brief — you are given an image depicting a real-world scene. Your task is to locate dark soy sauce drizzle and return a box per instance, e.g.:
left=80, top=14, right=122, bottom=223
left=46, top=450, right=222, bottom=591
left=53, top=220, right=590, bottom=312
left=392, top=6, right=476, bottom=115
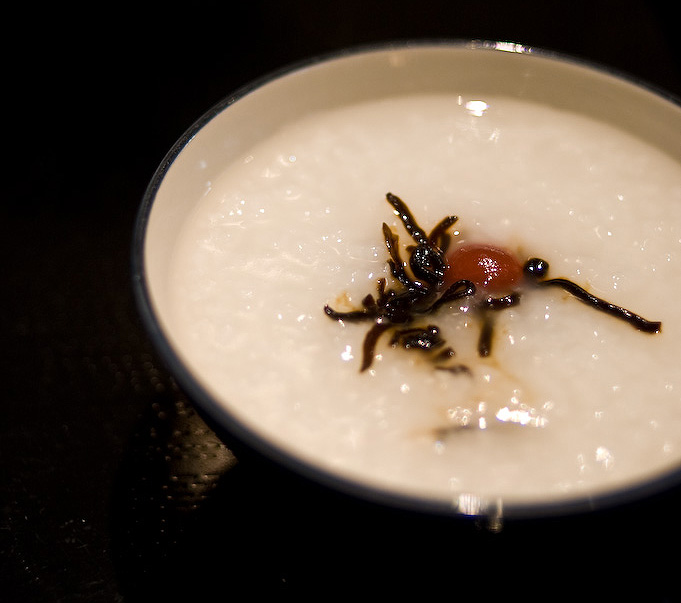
left=324, top=193, right=662, bottom=372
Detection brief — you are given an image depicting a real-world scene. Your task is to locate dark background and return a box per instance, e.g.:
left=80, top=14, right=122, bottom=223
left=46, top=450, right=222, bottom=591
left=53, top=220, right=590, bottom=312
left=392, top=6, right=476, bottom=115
left=4, top=1, right=681, bottom=601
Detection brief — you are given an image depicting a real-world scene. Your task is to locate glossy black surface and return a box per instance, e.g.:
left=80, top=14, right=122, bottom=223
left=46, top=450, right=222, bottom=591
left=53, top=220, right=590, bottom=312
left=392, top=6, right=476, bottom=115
left=4, top=2, right=681, bottom=600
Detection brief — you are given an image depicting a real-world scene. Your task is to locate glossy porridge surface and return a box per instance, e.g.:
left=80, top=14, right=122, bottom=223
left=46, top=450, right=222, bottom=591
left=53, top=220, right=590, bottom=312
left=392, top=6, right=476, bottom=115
left=167, top=93, right=681, bottom=506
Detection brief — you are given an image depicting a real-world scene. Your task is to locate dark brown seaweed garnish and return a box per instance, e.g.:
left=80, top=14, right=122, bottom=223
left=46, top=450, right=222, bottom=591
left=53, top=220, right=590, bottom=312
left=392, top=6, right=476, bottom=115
left=324, top=193, right=661, bottom=372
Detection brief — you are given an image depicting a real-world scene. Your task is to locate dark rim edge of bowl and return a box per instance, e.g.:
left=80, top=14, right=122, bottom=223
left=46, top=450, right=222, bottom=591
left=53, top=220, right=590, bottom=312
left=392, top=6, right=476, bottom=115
left=130, top=38, right=681, bottom=522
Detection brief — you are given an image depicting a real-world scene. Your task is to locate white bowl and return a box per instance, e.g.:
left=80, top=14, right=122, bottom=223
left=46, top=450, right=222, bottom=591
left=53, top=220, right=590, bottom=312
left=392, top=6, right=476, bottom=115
left=133, top=41, right=681, bottom=521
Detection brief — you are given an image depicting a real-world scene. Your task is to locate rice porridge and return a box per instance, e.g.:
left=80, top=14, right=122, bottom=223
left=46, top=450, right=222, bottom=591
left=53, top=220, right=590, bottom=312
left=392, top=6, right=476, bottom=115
left=167, top=93, right=681, bottom=508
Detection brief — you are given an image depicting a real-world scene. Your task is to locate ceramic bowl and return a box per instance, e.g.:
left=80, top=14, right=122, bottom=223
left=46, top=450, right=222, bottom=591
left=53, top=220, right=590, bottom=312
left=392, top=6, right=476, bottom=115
left=133, top=41, right=681, bottom=521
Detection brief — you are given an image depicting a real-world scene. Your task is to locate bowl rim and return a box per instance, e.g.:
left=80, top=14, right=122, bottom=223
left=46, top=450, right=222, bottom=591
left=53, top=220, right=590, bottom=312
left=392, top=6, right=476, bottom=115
left=131, top=38, right=681, bottom=521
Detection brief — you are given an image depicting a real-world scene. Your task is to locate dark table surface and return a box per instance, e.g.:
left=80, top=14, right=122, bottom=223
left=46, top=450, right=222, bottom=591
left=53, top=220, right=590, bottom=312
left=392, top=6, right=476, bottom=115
left=4, top=2, right=681, bottom=601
